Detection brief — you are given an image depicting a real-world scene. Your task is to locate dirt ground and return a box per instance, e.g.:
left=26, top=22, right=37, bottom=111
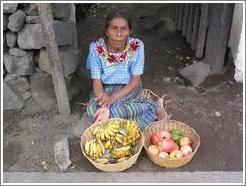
left=3, top=4, right=243, bottom=173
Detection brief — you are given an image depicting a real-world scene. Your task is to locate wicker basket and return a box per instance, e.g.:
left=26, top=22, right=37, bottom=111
left=80, top=118, right=144, bottom=172
left=143, top=120, right=200, bottom=168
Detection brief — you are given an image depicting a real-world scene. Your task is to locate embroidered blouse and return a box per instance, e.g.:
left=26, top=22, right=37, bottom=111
left=86, top=37, right=144, bottom=84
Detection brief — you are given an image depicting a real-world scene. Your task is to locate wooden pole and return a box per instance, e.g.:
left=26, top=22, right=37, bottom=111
left=204, top=3, right=234, bottom=73
left=38, top=3, right=71, bottom=115
left=182, top=4, right=190, bottom=37
left=186, top=4, right=196, bottom=43
left=177, top=4, right=184, bottom=31
left=175, top=4, right=180, bottom=28
left=195, top=4, right=209, bottom=58
left=191, top=4, right=200, bottom=50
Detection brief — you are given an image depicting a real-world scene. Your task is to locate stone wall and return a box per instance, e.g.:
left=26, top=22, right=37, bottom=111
left=3, top=3, right=79, bottom=111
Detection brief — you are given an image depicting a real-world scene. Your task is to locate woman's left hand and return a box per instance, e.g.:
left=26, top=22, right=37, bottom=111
left=96, top=93, right=115, bottom=108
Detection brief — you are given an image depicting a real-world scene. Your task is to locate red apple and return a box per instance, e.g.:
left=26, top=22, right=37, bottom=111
left=180, top=145, right=193, bottom=156
left=159, top=130, right=171, bottom=139
left=150, top=132, right=161, bottom=145
left=158, top=138, right=179, bottom=153
left=169, top=150, right=183, bottom=158
left=179, top=137, right=191, bottom=146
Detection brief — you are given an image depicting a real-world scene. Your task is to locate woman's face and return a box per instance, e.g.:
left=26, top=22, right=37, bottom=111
left=105, top=17, right=132, bottom=48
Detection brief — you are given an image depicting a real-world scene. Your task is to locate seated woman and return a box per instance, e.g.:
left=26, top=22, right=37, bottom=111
left=86, top=11, right=171, bottom=130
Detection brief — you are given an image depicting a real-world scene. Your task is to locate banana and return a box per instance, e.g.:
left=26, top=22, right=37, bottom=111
left=95, top=158, right=109, bottom=164
left=111, top=150, right=130, bottom=159
left=100, top=131, right=105, bottom=141
left=106, top=128, right=116, bottom=137
left=89, top=140, right=95, bottom=158
left=96, top=142, right=102, bottom=157
left=125, top=120, right=131, bottom=130
left=84, top=140, right=92, bottom=155
left=95, top=132, right=101, bottom=140
left=116, top=136, right=123, bottom=144
left=109, top=121, right=120, bottom=129
left=108, top=127, right=119, bottom=133
left=97, top=139, right=105, bottom=155
left=117, top=157, right=129, bottom=163
left=84, top=141, right=89, bottom=155
left=103, top=129, right=110, bottom=140
left=92, top=126, right=100, bottom=136
left=114, top=145, right=131, bottom=152
left=104, top=140, right=111, bottom=149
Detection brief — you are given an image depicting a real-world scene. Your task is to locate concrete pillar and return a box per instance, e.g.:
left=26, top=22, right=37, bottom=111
left=204, top=3, right=234, bottom=73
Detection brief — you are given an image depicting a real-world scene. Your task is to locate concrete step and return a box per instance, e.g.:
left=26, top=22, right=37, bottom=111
left=3, top=171, right=244, bottom=184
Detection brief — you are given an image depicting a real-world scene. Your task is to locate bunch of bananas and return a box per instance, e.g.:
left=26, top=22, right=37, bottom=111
left=84, top=119, right=141, bottom=164
left=110, top=146, right=132, bottom=159
left=84, top=139, right=105, bottom=160
left=92, top=120, right=120, bottom=141
left=124, top=120, right=140, bottom=134
left=115, top=120, right=141, bottom=146
left=103, top=136, right=116, bottom=149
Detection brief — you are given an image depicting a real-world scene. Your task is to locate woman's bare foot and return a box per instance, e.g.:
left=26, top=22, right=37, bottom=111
left=156, top=98, right=167, bottom=120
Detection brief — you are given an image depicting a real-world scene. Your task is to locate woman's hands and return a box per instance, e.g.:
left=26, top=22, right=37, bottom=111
left=95, top=93, right=114, bottom=108
left=94, top=107, right=110, bottom=122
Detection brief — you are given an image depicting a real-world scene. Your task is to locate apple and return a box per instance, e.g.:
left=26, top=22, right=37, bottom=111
left=150, top=132, right=161, bottom=145
left=180, top=145, right=193, bottom=156
left=159, top=130, right=171, bottom=139
left=169, top=150, right=183, bottom=158
left=148, top=145, right=159, bottom=155
left=179, top=137, right=192, bottom=146
left=158, top=152, right=169, bottom=158
left=158, top=138, right=179, bottom=153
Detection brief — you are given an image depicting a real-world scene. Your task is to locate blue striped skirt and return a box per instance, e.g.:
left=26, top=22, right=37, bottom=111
left=86, top=84, right=158, bottom=130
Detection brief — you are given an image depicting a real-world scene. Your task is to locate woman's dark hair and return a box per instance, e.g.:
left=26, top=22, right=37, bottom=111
left=105, top=11, right=132, bottom=30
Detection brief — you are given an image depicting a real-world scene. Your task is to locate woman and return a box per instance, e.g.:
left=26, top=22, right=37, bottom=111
left=86, top=11, right=170, bottom=130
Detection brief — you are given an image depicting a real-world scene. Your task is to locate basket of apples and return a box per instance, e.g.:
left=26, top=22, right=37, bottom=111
left=143, top=120, right=200, bottom=168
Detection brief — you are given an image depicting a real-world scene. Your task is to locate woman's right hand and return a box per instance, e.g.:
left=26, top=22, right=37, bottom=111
left=95, top=107, right=110, bottom=122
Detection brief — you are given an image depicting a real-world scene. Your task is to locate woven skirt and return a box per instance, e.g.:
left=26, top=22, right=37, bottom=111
left=86, top=84, right=159, bottom=130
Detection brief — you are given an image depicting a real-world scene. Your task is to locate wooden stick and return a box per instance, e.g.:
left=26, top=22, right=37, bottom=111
left=38, top=3, right=71, bottom=115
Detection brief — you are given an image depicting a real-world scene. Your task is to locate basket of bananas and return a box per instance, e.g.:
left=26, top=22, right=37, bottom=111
left=80, top=118, right=144, bottom=172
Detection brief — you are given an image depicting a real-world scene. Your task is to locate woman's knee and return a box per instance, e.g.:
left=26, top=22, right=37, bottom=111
left=86, top=99, right=98, bottom=120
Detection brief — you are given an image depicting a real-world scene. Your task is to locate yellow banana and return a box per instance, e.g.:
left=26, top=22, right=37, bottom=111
left=103, top=129, right=110, bottom=140
left=96, top=142, right=101, bottom=154
left=125, top=120, right=131, bottom=130
left=110, top=121, right=120, bottom=129
left=89, top=140, right=95, bottom=158
left=115, top=136, right=123, bottom=144
left=104, top=140, right=111, bottom=149
left=117, top=157, right=129, bottom=163
left=114, top=146, right=131, bottom=152
left=92, top=126, right=100, bottom=136
left=85, top=140, right=92, bottom=155
left=95, top=132, right=101, bottom=140
left=108, top=127, right=119, bottom=133
left=106, top=128, right=116, bottom=137
left=100, top=131, right=105, bottom=140
left=95, top=158, right=109, bottom=164
left=97, top=139, right=105, bottom=155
